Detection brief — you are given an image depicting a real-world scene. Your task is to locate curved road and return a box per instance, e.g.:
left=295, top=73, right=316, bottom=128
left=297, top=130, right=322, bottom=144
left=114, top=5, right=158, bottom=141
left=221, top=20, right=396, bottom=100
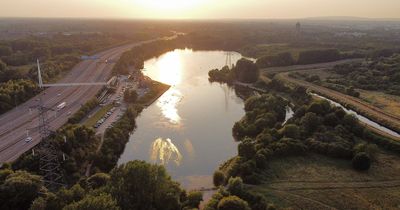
left=0, top=38, right=162, bottom=163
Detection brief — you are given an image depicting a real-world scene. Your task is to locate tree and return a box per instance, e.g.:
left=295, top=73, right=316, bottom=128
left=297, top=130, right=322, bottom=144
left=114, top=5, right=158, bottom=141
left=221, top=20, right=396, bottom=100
left=217, top=196, right=251, bottom=210
left=238, top=138, right=255, bottom=160
left=280, top=124, right=300, bottom=139
left=108, top=160, right=184, bottom=210
left=233, top=58, right=259, bottom=83
left=307, top=100, right=330, bottom=115
left=227, top=177, right=244, bottom=196
left=323, top=112, right=339, bottom=127
left=352, top=152, right=371, bottom=171
left=56, top=184, right=86, bottom=208
left=300, top=112, right=322, bottom=133
left=254, top=152, right=267, bottom=169
left=29, top=197, right=48, bottom=210
left=184, top=191, right=203, bottom=209
left=63, top=194, right=120, bottom=210
left=87, top=173, right=110, bottom=189
left=0, top=168, right=13, bottom=183
left=123, top=89, right=138, bottom=103
left=0, top=170, right=44, bottom=210
left=213, top=170, right=225, bottom=187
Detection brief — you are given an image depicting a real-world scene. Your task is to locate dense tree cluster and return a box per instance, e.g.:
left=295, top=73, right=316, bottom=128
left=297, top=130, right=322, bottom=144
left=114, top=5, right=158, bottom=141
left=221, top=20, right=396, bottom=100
left=328, top=54, right=400, bottom=96
left=233, top=94, right=287, bottom=140
left=1, top=160, right=195, bottom=210
left=208, top=66, right=235, bottom=84
left=289, top=72, right=362, bottom=98
left=13, top=124, right=99, bottom=184
left=93, top=106, right=140, bottom=172
left=233, top=59, right=260, bottom=83
left=0, top=79, right=39, bottom=114
left=256, top=52, right=295, bottom=68
left=204, top=177, right=270, bottom=210
left=297, top=49, right=342, bottom=64
left=256, top=48, right=358, bottom=68
left=209, top=58, right=259, bottom=84
left=220, top=83, right=380, bottom=186
left=0, top=33, right=134, bottom=114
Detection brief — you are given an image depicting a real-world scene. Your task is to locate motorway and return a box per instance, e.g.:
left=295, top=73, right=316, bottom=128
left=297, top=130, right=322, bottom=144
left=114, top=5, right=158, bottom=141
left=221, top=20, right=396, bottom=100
left=0, top=38, right=162, bottom=163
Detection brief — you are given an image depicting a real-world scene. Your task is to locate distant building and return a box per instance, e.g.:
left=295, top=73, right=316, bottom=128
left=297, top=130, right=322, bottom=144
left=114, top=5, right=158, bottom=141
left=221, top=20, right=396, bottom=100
left=295, top=22, right=302, bottom=39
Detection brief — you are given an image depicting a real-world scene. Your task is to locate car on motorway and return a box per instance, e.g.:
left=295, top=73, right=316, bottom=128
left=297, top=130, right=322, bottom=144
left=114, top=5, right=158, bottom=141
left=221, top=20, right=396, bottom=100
left=25, top=137, right=32, bottom=143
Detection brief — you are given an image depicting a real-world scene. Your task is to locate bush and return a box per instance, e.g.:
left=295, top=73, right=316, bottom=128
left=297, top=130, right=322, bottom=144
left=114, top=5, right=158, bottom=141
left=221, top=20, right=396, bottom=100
left=352, top=152, right=371, bottom=171
left=227, top=177, right=244, bottom=196
left=213, top=170, right=226, bottom=187
left=300, top=112, right=322, bottom=133
left=280, top=124, right=300, bottom=139
left=184, top=191, right=203, bottom=209
left=217, top=196, right=251, bottom=210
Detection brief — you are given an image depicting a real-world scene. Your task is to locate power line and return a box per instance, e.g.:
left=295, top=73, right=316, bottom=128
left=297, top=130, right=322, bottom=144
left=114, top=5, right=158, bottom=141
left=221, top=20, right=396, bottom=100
left=32, top=59, right=111, bottom=190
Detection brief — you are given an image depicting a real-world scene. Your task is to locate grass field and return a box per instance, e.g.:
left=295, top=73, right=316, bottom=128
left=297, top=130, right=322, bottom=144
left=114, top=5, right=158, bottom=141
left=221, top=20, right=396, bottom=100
left=359, top=90, right=400, bottom=118
left=250, top=151, right=400, bottom=209
left=83, top=104, right=113, bottom=127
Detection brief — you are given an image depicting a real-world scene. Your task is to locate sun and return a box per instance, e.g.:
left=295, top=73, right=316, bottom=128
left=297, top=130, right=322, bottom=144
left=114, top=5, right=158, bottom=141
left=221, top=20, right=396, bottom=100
left=133, top=0, right=206, bottom=12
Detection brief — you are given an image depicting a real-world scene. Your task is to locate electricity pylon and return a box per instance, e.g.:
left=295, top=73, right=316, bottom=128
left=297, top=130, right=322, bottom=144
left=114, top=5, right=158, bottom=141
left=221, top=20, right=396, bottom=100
left=225, top=52, right=234, bottom=69
left=33, top=59, right=110, bottom=190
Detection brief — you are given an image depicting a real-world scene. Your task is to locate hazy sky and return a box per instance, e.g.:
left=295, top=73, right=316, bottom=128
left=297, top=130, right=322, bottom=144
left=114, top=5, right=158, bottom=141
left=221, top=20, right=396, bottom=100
left=1, top=0, right=399, bottom=19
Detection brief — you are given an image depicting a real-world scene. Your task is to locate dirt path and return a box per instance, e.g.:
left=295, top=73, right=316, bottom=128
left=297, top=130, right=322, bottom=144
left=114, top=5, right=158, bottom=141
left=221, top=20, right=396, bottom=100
left=266, top=179, right=400, bottom=191
left=272, top=189, right=339, bottom=210
left=275, top=72, right=400, bottom=141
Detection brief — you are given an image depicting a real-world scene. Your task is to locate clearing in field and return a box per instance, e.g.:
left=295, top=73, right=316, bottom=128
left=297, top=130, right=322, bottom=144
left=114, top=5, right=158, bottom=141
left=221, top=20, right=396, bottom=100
left=250, top=151, right=400, bottom=209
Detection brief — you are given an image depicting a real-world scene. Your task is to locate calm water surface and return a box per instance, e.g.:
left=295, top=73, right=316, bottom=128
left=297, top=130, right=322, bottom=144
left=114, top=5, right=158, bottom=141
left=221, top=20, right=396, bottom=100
left=118, top=49, right=246, bottom=189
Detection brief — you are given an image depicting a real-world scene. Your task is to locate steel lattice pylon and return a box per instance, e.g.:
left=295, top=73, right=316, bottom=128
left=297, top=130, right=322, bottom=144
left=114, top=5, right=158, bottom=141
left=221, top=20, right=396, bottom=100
left=32, top=57, right=109, bottom=190
left=225, top=52, right=233, bottom=69
left=32, top=97, right=64, bottom=191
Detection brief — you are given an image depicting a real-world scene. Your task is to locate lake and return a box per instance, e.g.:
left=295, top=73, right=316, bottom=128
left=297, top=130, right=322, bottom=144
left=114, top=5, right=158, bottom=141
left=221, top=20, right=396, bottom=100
left=118, top=49, right=246, bottom=189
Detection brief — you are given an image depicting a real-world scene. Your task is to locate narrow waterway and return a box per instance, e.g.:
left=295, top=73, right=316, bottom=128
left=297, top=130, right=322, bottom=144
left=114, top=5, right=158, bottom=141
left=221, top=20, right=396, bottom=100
left=311, top=93, right=400, bottom=138
left=118, top=49, right=246, bottom=190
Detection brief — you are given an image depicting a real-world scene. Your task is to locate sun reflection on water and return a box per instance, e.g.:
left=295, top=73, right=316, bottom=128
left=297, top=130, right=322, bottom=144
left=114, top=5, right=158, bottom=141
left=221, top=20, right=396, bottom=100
left=157, top=89, right=182, bottom=125
left=146, top=51, right=185, bottom=125
left=150, top=138, right=183, bottom=166
left=154, top=51, right=183, bottom=86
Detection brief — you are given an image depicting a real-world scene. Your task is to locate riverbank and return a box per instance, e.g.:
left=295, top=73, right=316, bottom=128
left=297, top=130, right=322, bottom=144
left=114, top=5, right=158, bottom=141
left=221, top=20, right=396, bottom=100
left=87, top=79, right=170, bottom=174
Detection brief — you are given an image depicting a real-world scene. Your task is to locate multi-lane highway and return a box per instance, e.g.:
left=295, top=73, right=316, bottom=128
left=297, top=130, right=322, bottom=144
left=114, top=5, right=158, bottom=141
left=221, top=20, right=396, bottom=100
left=0, top=38, right=160, bottom=163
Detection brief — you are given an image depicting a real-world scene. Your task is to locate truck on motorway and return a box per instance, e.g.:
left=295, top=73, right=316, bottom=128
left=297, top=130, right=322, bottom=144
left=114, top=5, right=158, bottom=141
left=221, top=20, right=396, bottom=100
left=57, top=102, right=67, bottom=110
